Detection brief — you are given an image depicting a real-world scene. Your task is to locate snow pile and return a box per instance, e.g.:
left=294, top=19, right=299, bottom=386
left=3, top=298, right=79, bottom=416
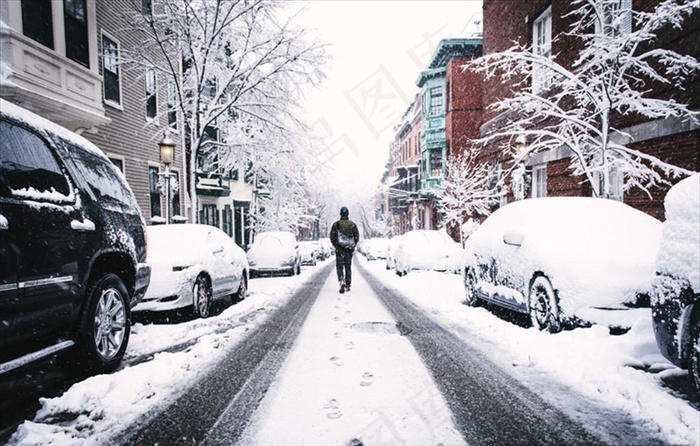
left=654, top=173, right=700, bottom=292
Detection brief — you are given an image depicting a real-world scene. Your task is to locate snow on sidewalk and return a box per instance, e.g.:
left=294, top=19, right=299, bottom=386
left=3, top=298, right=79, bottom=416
left=238, top=266, right=466, bottom=446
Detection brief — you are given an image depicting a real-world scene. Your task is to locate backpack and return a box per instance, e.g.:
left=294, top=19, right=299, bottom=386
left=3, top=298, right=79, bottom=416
left=337, top=230, right=356, bottom=250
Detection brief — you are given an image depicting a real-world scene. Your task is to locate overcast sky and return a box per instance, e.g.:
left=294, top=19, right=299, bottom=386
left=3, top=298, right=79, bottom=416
left=294, top=1, right=484, bottom=189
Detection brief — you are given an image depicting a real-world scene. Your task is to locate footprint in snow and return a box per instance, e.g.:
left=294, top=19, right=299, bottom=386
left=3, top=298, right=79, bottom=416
left=332, top=316, right=341, bottom=322
left=344, top=342, right=354, bottom=350
left=360, top=372, right=374, bottom=387
left=323, top=399, right=343, bottom=420
left=334, top=331, right=343, bottom=338
left=330, top=356, right=344, bottom=367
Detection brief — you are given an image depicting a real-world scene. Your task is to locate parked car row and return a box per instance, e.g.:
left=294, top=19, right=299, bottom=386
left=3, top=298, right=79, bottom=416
left=357, top=238, right=390, bottom=261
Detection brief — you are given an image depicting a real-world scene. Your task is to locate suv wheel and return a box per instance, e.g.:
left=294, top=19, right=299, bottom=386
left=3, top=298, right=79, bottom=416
left=75, top=273, right=130, bottom=373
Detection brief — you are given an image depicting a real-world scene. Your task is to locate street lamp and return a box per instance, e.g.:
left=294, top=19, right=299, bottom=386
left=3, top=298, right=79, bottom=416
left=514, top=134, right=527, bottom=158
left=159, top=132, right=176, bottom=224
left=512, top=135, right=528, bottom=201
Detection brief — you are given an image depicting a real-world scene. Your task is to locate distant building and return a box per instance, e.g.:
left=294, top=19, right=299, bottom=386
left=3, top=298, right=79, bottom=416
left=414, top=38, right=483, bottom=230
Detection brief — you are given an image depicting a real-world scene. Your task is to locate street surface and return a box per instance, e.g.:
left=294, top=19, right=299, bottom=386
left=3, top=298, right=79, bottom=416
left=112, top=262, right=665, bottom=445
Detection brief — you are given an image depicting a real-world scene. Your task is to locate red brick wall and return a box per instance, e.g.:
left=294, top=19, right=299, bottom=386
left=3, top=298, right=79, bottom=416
left=446, top=57, right=483, bottom=158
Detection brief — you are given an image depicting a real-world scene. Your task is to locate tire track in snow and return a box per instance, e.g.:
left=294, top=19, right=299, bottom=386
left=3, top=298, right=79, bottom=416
left=120, top=263, right=334, bottom=446
left=358, top=262, right=657, bottom=446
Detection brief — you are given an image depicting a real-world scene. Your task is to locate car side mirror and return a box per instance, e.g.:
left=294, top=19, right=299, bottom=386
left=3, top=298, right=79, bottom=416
left=503, top=228, right=525, bottom=247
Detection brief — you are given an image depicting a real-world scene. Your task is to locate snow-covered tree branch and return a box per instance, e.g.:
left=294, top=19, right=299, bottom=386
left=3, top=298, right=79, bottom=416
left=436, top=146, right=502, bottom=244
left=470, top=0, right=699, bottom=199
left=127, top=0, right=327, bottom=222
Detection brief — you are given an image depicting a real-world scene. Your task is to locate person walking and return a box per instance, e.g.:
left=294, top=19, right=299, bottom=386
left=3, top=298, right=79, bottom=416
left=330, top=206, right=360, bottom=294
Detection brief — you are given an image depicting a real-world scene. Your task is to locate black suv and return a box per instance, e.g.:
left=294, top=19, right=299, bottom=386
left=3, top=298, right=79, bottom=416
left=0, top=99, right=150, bottom=374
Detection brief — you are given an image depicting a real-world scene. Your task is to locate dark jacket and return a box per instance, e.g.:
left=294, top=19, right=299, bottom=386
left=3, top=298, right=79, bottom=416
left=330, top=216, right=360, bottom=252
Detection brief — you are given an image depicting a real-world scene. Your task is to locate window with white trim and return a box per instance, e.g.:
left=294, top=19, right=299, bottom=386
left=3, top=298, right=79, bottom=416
left=167, top=81, right=177, bottom=128
left=594, top=169, right=624, bottom=201
left=532, top=165, right=547, bottom=197
left=146, top=69, right=157, bottom=120
left=102, top=34, right=121, bottom=105
left=596, top=0, right=632, bottom=38
left=532, top=6, right=552, bottom=93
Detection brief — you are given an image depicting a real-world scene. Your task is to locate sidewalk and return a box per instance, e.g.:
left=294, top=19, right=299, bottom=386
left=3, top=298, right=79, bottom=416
left=238, top=263, right=466, bottom=445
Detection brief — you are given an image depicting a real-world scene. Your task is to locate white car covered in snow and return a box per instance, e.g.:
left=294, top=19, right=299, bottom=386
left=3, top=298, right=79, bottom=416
left=394, top=230, right=463, bottom=276
left=359, top=237, right=390, bottom=261
left=463, top=197, right=662, bottom=333
left=134, top=224, right=249, bottom=318
left=247, top=231, right=301, bottom=277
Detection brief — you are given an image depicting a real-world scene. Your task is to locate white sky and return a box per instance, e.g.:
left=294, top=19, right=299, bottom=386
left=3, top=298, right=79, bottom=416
left=294, top=1, right=484, bottom=188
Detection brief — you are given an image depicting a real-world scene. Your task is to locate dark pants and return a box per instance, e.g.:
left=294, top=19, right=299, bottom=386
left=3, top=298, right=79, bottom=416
left=336, top=249, right=353, bottom=287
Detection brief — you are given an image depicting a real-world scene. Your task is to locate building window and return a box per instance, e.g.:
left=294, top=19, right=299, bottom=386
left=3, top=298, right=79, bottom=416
left=200, top=204, right=219, bottom=228
left=102, top=34, right=121, bottom=105
left=167, top=82, right=177, bottom=128
left=594, top=169, right=624, bottom=201
left=22, top=0, right=54, bottom=49
left=223, top=205, right=233, bottom=237
left=429, top=86, right=443, bottom=116
left=532, top=6, right=552, bottom=93
left=109, top=157, right=124, bottom=174
left=142, top=0, right=152, bottom=15
left=64, top=0, right=89, bottom=68
left=532, top=165, right=547, bottom=198
left=149, top=166, right=161, bottom=218
left=170, top=170, right=181, bottom=216
left=596, top=0, right=632, bottom=38
left=429, top=148, right=442, bottom=178
left=146, top=69, right=157, bottom=119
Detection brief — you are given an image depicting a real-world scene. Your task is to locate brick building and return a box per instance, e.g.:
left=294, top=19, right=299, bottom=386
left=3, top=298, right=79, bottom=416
left=480, top=0, right=699, bottom=220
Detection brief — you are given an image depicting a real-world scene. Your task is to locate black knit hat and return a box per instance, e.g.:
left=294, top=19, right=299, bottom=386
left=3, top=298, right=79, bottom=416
left=340, top=206, right=349, bottom=217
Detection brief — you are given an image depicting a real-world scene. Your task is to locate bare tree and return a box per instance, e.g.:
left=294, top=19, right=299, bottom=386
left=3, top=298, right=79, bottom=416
left=129, top=0, right=326, bottom=222
left=471, top=0, right=699, bottom=198
left=436, top=146, right=502, bottom=245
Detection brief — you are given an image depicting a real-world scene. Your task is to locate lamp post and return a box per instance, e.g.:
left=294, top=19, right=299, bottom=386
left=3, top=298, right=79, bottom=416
left=159, top=132, right=176, bottom=224
left=512, top=135, right=528, bottom=201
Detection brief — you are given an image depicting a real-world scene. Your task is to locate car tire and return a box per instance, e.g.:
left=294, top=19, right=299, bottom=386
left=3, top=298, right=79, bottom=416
left=193, top=275, right=212, bottom=318
left=296, top=262, right=301, bottom=275
left=74, top=273, right=130, bottom=373
left=528, top=275, right=562, bottom=333
left=232, top=277, right=247, bottom=304
left=463, top=267, right=481, bottom=307
left=690, top=309, right=700, bottom=394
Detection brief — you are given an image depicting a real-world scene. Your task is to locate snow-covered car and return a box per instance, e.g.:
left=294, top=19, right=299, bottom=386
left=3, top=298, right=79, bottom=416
left=463, top=197, right=662, bottom=333
left=360, top=238, right=390, bottom=261
left=395, top=230, right=463, bottom=276
left=0, top=99, right=150, bottom=374
left=650, top=173, right=700, bottom=393
left=299, top=241, right=318, bottom=266
left=319, top=238, right=334, bottom=258
left=247, top=231, right=301, bottom=277
left=133, top=224, right=248, bottom=318
left=385, top=235, right=403, bottom=270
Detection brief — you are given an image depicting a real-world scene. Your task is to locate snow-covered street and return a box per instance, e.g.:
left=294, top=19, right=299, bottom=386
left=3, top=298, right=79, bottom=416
left=4, top=256, right=698, bottom=445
